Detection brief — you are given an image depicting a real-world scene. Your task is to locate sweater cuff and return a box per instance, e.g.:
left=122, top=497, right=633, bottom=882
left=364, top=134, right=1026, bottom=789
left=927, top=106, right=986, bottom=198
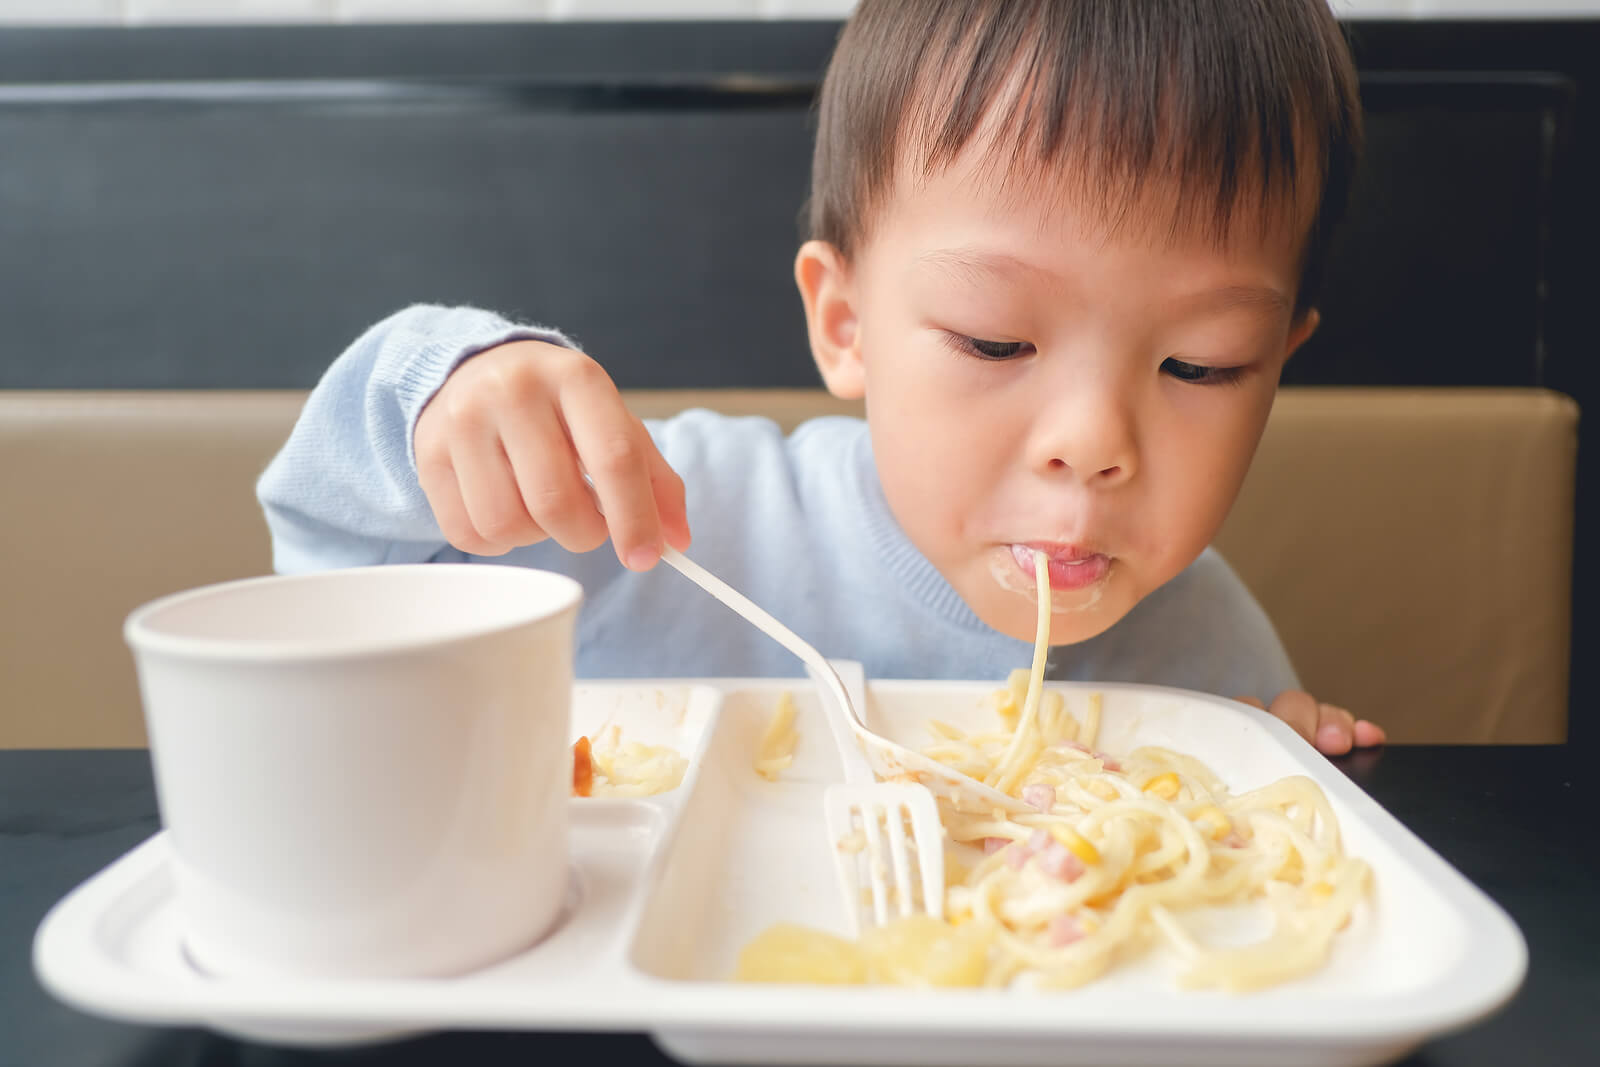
left=384, top=305, right=578, bottom=469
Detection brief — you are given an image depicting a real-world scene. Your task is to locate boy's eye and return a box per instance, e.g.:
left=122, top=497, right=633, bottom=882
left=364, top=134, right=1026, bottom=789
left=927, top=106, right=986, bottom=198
left=959, top=336, right=1030, bottom=361
left=1161, top=357, right=1245, bottom=386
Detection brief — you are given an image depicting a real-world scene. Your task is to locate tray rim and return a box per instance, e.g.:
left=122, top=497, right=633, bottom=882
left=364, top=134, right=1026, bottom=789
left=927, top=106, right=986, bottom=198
left=32, top=677, right=1528, bottom=1053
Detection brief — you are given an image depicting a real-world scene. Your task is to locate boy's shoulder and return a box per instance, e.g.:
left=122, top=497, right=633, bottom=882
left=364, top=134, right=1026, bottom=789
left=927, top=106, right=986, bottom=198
left=1134, top=547, right=1266, bottom=627
left=1084, top=546, right=1298, bottom=700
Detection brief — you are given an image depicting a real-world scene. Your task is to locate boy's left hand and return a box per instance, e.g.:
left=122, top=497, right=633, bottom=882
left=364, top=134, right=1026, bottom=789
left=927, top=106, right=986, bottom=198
left=1233, top=691, right=1386, bottom=756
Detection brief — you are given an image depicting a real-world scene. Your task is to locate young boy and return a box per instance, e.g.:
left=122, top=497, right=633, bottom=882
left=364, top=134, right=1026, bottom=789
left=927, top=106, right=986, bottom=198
left=259, top=0, right=1384, bottom=756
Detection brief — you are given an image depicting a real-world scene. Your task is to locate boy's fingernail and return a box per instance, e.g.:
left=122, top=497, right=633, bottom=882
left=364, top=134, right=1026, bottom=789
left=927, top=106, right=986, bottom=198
left=1316, top=724, right=1345, bottom=750
left=625, top=547, right=658, bottom=571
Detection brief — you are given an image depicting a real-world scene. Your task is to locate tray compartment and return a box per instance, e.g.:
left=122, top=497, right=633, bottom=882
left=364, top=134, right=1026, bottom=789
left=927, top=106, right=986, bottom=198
left=631, top=680, right=1477, bottom=996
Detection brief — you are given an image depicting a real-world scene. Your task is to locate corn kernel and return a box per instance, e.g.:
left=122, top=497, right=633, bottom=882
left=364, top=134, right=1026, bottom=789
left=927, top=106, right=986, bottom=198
left=1048, top=825, right=1102, bottom=865
left=1188, top=805, right=1232, bottom=840
left=1142, top=772, right=1180, bottom=799
left=1308, top=881, right=1335, bottom=901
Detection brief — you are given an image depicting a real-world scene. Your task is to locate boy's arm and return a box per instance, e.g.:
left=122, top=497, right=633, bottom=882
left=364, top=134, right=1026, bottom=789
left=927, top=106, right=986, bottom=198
left=256, top=304, right=575, bottom=573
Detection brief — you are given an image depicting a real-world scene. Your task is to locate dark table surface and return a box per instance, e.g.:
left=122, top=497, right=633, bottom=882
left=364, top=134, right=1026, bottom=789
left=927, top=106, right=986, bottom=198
left=3, top=745, right=1592, bottom=1067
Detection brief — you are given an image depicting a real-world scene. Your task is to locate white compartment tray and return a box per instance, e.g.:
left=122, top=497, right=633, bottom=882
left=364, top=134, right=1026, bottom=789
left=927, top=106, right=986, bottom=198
left=35, top=679, right=1526, bottom=1067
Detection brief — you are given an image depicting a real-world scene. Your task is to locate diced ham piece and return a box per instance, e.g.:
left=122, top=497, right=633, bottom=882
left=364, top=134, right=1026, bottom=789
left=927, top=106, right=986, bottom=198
left=1047, top=914, right=1086, bottom=946
left=1058, top=739, right=1122, bottom=772
left=1022, top=784, right=1056, bottom=812
left=1005, top=843, right=1033, bottom=870
left=983, top=836, right=1009, bottom=855
left=1028, top=828, right=1052, bottom=852
left=1036, top=842, right=1086, bottom=882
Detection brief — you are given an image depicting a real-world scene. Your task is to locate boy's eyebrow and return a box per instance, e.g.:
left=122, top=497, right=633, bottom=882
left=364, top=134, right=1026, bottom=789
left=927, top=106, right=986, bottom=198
left=1180, top=285, right=1293, bottom=317
left=913, top=247, right=1053, bottom=285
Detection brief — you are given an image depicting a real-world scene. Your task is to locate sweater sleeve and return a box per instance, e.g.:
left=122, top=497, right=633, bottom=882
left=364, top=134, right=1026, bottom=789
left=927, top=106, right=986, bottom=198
left=256, top=304, right=575, bottom=574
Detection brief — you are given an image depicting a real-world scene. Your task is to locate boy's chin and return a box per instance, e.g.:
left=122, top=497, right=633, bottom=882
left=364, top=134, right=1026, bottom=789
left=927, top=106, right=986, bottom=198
left=975, top=591, right=1128, bottom=648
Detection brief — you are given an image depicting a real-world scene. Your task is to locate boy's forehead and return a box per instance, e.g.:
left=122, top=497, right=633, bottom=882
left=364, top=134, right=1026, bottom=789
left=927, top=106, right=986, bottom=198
left=879, top=126, right=1315, bottom=265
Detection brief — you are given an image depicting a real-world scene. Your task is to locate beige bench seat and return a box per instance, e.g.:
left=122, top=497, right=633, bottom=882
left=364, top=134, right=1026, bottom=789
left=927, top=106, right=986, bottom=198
left=0, top=387, right=1575, bottom=747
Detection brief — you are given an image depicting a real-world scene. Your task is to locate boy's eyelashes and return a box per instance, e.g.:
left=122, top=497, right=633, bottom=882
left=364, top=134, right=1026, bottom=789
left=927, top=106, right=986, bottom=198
left=944, top=333, right=1033, bottom=361
left=1159, top=357, right=1248, bottom=386
left=943, top=332, right=1249, bottom=387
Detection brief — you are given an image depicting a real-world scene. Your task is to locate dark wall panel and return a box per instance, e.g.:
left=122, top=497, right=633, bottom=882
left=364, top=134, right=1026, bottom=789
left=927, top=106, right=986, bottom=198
left=0, top=72, right=1573, bottom=390
left=0, top=25, right=1586, bottom=393
left=1295, top=76, right=1567, bottom=387
left=1, top=86, right=817, bottom=389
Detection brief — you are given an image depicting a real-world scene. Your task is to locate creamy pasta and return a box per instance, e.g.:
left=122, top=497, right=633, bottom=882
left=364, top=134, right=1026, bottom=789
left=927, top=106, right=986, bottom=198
left=738, top=550, right=1370, bottom=991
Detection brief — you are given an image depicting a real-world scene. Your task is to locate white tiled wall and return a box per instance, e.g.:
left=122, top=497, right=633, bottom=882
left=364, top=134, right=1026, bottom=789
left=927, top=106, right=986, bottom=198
left=126, top=0, right=332, bottom=22
left=547, top=0, right=756, bottom=17
left=1, top=0, right=1597, bottom=24
left=337, top=0, right=547, bottom=20
left=1, top=0, right=121, bottom=21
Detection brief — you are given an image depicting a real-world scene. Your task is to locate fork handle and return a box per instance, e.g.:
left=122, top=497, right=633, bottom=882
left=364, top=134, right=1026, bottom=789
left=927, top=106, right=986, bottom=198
left=659, top=548, right=871, bottom=780
left=579, top=475, right=868, bottom=776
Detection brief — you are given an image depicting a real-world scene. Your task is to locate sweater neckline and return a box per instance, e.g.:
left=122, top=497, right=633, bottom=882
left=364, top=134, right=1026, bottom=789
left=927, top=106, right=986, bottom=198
left=847, top=426, right=999, bottom=634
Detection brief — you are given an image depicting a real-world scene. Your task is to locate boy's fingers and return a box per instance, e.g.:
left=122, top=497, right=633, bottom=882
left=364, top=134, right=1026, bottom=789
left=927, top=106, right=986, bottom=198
left=1352, top=720, right=1388, bottom=748
left=565, top=391, right=664, bottom=571
left=452, top=426, right=540, bottom=555
left=1314, top=702, right=1355, bottom=756
left=1238, top=692, right=1380, bottom=756
left=645, top=437, right=691, bottom=552
left=420, top=459, right=507, bottom=557
left=498, top=405, right=607, bottom=554
left=1266, top=690, right=1320, bottom=747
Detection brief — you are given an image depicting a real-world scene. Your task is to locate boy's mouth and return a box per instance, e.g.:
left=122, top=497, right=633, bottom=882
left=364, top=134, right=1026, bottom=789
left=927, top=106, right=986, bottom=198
left=1006, top=542, right=1112, bottom=593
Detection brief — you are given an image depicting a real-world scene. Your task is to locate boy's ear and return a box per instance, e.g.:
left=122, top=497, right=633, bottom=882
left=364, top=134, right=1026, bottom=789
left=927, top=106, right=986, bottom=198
left=795, top=239, right=865, bottom=399
left=1284, top=308, right=1320, bottom=362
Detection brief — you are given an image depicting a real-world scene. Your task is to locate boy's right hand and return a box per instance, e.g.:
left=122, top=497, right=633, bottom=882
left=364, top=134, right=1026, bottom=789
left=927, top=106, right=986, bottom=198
left=414, top=339, right=690, bottom=570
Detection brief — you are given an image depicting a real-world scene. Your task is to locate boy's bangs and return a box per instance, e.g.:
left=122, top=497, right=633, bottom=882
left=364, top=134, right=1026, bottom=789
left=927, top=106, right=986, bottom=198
left=813, top=0, right=1362, bottom=307
left=911, top=2, right=1341, bottom=248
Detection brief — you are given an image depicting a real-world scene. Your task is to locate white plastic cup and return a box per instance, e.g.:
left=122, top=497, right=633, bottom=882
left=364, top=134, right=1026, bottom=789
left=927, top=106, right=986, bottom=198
left=123, top=564, right=582, bottom=981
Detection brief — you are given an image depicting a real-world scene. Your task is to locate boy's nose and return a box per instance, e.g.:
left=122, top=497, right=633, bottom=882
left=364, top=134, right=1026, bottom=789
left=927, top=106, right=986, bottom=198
left=1030, top=384, right=1138, bottom=488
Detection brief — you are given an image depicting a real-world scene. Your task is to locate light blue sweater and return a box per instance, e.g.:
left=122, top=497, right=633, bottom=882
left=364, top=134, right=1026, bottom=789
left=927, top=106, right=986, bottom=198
left=257, top=305, right=1299, bottom=700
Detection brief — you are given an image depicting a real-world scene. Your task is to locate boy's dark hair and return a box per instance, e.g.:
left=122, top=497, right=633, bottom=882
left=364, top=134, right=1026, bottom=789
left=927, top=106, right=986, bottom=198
left=807, top=0, right=1363, bottom=314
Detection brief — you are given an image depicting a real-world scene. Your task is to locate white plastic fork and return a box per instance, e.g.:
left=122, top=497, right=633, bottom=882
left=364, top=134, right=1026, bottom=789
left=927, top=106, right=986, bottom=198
left=653, top=547, right=946, bottom=934
left=579, top=478, right=1027, bottom=792
left=654, top=543, right=1034, bottom=817
left=813, top=658, right=945, bottom=935
left=580, top=477, right=1031, bottom=927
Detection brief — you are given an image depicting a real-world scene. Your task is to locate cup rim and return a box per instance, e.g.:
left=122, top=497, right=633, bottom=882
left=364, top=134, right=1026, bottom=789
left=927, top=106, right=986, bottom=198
left=124, top=564, right=584, bottom=664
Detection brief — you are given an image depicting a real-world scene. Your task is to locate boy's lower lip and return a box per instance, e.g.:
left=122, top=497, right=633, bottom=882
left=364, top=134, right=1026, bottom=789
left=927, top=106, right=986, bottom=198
left=1009, top=543, right=1112, bottom=591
